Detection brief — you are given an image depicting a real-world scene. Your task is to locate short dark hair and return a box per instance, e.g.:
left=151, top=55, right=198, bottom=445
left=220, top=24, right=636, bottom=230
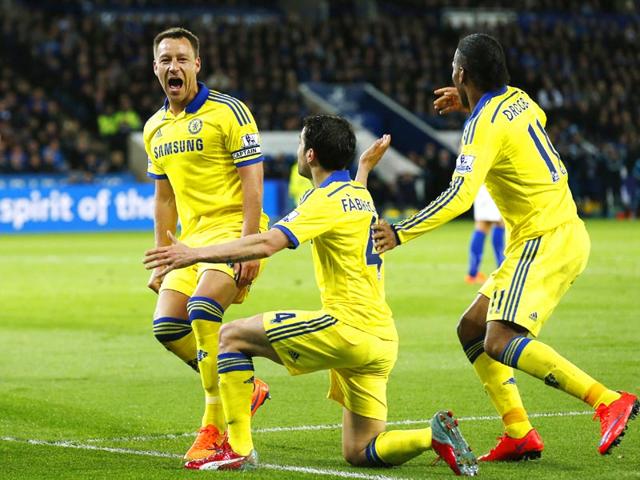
left=302, top=115, right=356, bottom=171
left=153, top=27, right=199, bottom=57
left=457, top=33, right=509, bottom=92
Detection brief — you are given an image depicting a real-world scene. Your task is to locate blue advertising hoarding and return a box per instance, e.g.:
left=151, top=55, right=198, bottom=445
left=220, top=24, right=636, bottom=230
left=0, top=180, right=285, bottom=234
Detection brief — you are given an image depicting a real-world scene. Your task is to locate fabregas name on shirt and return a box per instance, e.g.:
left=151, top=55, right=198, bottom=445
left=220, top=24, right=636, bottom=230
left=340, top=196, right=376, bottom=213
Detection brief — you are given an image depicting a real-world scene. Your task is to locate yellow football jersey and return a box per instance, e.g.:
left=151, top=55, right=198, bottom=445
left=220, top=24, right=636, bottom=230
left=144, top=82, right=269, bottom=241
left=394, top=85, right=578, bottom=248
left=273, top=170, right=397, bottom=341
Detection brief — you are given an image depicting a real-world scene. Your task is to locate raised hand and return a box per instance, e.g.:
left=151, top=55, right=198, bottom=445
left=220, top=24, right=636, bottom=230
left=356, top=134, right=391, bottom=186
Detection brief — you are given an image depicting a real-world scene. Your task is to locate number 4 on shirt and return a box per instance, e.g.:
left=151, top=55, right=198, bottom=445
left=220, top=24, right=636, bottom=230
left=366, top=216, right=383, bottom=278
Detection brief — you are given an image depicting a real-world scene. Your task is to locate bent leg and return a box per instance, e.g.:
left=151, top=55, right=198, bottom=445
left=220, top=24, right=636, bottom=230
left=218, top=314, right=279, bottom=456
left=485, top=320, right=620, bottom=409
left=153, top=289, right=197, bottom=371
left=342, top=408, right=430, bottom=467
left=458, top=295, right=533, bottom=439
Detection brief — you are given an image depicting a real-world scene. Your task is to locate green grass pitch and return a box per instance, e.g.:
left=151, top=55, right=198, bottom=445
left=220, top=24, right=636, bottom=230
left=1, top=219, right=638, bottom=479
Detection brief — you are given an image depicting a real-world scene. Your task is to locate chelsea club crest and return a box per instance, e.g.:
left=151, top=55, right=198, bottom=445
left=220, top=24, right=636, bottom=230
left=188, top=118, right=203, bottom=134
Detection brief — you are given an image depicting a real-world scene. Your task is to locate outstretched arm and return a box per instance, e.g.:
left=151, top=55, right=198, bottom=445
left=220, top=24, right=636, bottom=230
left=144, top=228, right=290, bottom=277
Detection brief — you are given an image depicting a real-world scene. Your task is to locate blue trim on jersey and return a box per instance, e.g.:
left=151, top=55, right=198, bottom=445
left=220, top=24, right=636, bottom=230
left=163, top=82, right=210, bottom=113
left=490, top=90, right=519, bottom=123
left=464, top=85, right=507, bottom=132
left=208, top=94, right=245, bottom=125
left=235, top=155, right=264, bottom=168
left=467, top=115, right=481, bottom=144
left=211, top=91, right=251, bottom=125
left=299, top=189, right=314, bottom=205
left=209, top=92, right=249, bottom=125
left=327, top=183, right=366, bottom=197
left=319, top=170, right=351, bottom=188
left=147, top=172, right=168, bottom=180
left=536, top=120, right=561, bottom=159
left=528, top=125, right=559, bottom=182
left=273, top=224, right=300, bottom=249
left=186, top=82, right=210, bottom=113
left=395, top=177, right=464, bottom=231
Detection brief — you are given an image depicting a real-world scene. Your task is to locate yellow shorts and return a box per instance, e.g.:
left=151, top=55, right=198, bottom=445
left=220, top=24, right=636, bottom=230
left=160, top=228, right=266, bottom=304
left=263, top=310, right=398, bottom=421
left=480, top=220, right=590, bottom=336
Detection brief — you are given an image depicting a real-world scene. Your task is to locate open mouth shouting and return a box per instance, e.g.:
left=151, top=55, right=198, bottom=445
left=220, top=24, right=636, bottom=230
left=167, top=77, right=184, bottom=94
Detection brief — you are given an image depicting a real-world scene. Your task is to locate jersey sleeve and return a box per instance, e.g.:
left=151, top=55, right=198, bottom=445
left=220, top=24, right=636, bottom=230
left=272, top=191, right=336, bottom=248
left=147, top=156, right=167, bottom=180
left=144, top=123, right=167, bottom=180
left=222, top=100, right=264, bottom=168
left=393, top=117, right=502, bottom=244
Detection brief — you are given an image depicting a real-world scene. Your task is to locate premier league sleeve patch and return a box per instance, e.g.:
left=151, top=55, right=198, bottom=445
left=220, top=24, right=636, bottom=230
left=280, top=210, right=300, bottom=223
left=455, top=154, right=475, bottom=174
left=232, top=132, right=262, bottom=160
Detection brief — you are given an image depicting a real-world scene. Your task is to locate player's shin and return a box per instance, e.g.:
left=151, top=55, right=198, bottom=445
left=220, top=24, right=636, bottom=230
left=188, top=296, right=225, bottom=431
left=499, top=336, right=620, bottom=408
left=152, top=317, right=198, bottom=371
left=464, top=336, right=532, bottom=438
left=366, top=429, right=431, bottom=466
left=218, top=352, right=255, bottom=456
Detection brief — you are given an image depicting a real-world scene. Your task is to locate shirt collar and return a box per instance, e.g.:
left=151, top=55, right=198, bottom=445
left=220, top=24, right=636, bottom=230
left=319, top=170, right=351, bottom=188
left=466, top=85, right=508, bottom=124
left=163, top=82, right=209, bottom=114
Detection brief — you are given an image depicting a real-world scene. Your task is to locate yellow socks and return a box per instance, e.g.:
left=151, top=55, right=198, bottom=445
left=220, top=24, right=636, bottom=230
left=152, top=317, right=198, bottom=372
left=218, top=352, right=255, bottom=456
left=499, top=336, right=620, bottom=409
left=584, top=382, right=621, bottom=408
left=188, top=296, right=225, bottom=431
left=366, top=428, right=431, bottom=466
left=464, top=336, right=533, bottom=438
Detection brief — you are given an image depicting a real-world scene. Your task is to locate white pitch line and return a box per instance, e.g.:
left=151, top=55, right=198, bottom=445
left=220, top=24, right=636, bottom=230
left=83, top=410, right=591, bottom=444
left=0, top=436, right=179, bottom=458
left=0, top=436, right=405, bottom=480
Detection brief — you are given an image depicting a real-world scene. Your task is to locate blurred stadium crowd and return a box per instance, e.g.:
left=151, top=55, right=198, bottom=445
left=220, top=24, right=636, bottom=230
left=1, top=0, right=639, bottom=217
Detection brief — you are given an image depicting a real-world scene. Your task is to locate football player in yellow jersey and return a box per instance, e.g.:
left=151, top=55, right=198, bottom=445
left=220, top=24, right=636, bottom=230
left=144, top=115, right=478, bottom=475
left=144, top=27, right=270, bottom=460
left=369, top=34, right=638, bottom=462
